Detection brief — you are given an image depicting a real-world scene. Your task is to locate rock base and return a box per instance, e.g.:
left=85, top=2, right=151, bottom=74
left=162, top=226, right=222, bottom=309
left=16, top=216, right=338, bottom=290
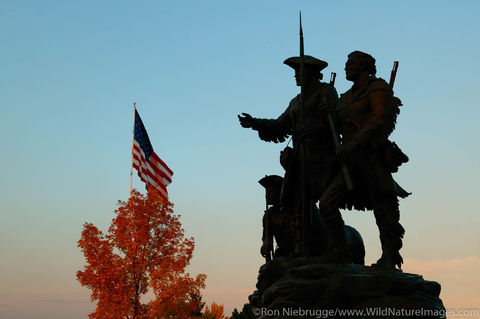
left=249, top=257, right=445, bottom=318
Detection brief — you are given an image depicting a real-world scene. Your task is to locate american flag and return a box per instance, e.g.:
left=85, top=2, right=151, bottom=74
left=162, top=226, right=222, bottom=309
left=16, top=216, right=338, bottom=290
left=132, top=109, right=173, bottom=201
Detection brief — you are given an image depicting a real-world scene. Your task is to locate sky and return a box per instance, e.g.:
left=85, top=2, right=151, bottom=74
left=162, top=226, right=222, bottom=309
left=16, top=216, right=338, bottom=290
left=1, top=1, right=479, bottom=318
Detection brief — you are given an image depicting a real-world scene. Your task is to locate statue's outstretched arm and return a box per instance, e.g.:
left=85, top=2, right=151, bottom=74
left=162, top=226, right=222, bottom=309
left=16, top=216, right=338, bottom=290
left=238, top=111, right=291, bottom=143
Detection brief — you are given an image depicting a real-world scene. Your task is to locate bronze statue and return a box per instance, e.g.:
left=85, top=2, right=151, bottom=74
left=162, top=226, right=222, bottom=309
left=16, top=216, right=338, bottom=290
left=246, top=16, right=445, bottom=314
left=258, top=174, right=365, bottom=264
left=258, top=175, right=295, bottom=260
left=319, top=51, right=410, bottom=269
left=239, top=55, right=338, bottom=256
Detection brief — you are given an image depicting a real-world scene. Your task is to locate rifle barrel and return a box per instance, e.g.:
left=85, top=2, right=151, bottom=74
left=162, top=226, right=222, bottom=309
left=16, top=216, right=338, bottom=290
left=389, top=61, right=399, bottom=88
left=330, top=72, right=336, bottom=86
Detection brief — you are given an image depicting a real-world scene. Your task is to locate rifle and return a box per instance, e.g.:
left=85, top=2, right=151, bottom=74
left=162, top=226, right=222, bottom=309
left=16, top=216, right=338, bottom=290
left=330, top=72, right=336, bottom=86
left=264, top=197, right=273, bottom=262
left=298, top=12, right=310, bottom=257
left=389, top=61, right=399, bottom=88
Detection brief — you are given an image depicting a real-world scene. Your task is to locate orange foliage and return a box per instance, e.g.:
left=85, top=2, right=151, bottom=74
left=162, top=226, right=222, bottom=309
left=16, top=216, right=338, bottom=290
left=202, top=302, right=228, bottom=319
left=77, top=190, right=206, bottom=319
left=152, top=274, right=206, bottom=318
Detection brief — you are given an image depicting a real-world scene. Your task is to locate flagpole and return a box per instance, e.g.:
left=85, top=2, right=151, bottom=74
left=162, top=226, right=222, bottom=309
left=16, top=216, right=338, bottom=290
left=130, top=102, right=136, bottom=197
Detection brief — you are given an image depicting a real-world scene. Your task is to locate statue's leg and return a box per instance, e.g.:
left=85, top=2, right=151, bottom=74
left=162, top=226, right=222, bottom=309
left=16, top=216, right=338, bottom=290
left=372, top=194, right=405, bottom=269
left=294, top=196, right=305, bottom=256
left=295, top=189, right=315, bottom=257
left=293, top=175, right=314, bottom=257
left=318, top=172, right=351, bottom=262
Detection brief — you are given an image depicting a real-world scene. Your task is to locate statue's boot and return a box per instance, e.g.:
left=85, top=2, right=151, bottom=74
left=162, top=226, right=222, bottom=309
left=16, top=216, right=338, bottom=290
left=323, top=213, right=352, bottom=263
left=371, top=201, right=405, bottom=270
left=372, top=249, right=403, bottom=270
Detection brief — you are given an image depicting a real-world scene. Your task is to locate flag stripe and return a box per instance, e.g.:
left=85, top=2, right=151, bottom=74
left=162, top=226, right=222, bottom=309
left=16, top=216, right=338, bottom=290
left=132, top=154, right=168, bottom=191
left=150, top=157, right=172, bottom=185
left=133, top=161, right=168, bottom=200
left=151, top=152, right=174, bottom=176
left=132, top=142, right=172, bottom=184
left=133, top=162, right=168, bottom=199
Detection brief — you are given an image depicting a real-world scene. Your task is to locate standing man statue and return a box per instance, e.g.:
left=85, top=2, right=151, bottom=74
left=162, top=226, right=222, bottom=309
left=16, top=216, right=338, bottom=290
left=319, top=51, right=410, bottom=269
left=238, top=55, right=338, bottom=256
left=259, top=175, right=295, bottom=259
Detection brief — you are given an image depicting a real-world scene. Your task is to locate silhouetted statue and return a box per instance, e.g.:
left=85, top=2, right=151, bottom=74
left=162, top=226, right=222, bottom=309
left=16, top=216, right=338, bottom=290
left=239, top=56, right=338, bottom=256
left=258, top=175, right=295, bottom=260
left=319, top=51, right=410, bottom=269
left=259, top=174, right=365, bottom=265
left=246, top=16, right=445, bottom=315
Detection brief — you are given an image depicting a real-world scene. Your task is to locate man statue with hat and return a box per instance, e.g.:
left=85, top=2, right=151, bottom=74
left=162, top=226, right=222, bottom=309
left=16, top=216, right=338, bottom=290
left=258, top=175, right=295, bottom=260
left=238, top=55, right=338, bottom=256
left=318, top=51, right=410, bottom=269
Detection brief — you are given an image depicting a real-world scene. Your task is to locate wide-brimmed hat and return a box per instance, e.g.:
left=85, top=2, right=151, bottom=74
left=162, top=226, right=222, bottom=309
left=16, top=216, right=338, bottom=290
left=284, top=55, right=328, bottom=71
left=258, top=175, right=283, bottom=190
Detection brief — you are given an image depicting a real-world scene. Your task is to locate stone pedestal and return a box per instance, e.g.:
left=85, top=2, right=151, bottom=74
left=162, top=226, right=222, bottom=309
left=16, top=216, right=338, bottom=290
left=249, top=257, right=445, bottom=319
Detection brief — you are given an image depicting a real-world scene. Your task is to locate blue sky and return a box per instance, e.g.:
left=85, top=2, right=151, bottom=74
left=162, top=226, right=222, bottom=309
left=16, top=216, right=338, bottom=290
left=1, top=1, right=479, bottom=318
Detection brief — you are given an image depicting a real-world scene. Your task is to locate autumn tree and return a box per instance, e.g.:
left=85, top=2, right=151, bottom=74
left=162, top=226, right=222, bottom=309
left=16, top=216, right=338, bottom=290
left=202, top=302, right=228, bottom=319
left=77, top=190, right=206, bottom=319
